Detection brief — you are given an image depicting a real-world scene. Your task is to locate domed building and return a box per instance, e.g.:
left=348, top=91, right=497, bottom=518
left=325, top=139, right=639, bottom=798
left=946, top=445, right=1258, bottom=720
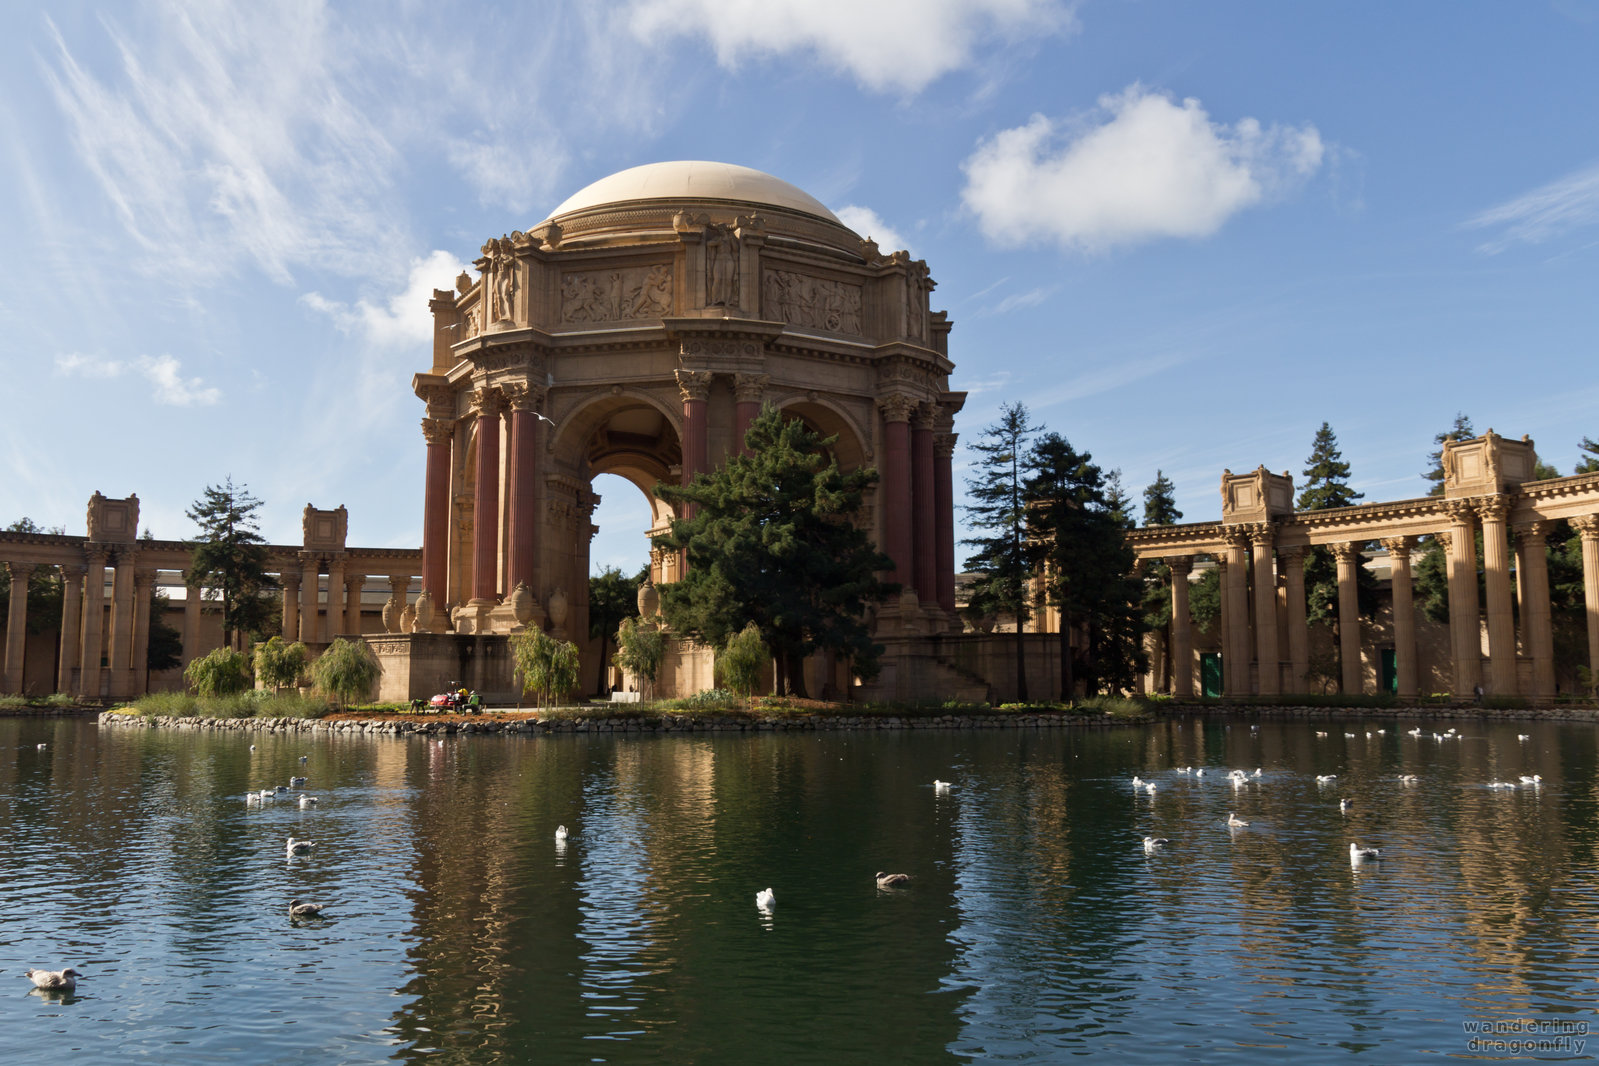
left=406, top=161, right=971, bottom=699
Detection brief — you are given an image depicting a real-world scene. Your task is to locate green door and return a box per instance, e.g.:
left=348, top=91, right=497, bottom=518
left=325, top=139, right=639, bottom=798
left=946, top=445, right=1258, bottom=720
left=1201, top=652, right=1224, bottom=698
left=1380, top=648, right=1398, bottom=695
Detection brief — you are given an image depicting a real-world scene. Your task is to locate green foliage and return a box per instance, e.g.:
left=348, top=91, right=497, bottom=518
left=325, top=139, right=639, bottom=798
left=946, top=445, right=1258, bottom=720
left=1414, top=414, right=1482, bottom=625
left=254, top=636, right=310, bottom=691
left=510, top=628, right=581, bottom=707
left=1102, top=468, right=1135, bottom=529
left=963, top=402, right=1040, bottom=702
left=186, top=477, right=279, bottom=647
left=131, top=689, right=329, bottom=719
left=1295, top=424, right=1378, bottom=676
left=1297, top=422, right=1364, bottom=511
left=613, top=617, right=666, bottom=700
left=717, top=622, right=768, bottom=700
left=654, top=406, right=895, bottom=697
left=184, top=647, right=252, bottom=697
left=1424, top=413, right=1475, bottom=496
left=1576, top=436, right=1599, bottom=475
left=588, top=565, right=644, bottom=695
left=310, top=638, right=382, bottom=708
left=1142, top=471, right=1182, bottom=527
left=1, top=519, right=66, bottom=636
left=1025, top=432, right=1147, bottom=697
left=0, top=694, right=26, bottom=710
left=147, top=588, right=183, bottom=672
left=1189, top=565, right=1221, bottom=632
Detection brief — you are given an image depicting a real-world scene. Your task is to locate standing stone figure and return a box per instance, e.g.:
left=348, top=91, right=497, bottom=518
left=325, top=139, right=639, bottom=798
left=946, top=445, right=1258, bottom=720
left=494, top=248, right=516, bottom=323
left=707, top=225, right=739, bottom=307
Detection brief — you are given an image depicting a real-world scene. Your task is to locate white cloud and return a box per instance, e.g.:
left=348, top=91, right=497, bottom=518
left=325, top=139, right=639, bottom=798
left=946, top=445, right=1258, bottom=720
left=626, top=0, right=1075, bottom=95
left=301, top=250, right=473, bottom=349
left=1466, top=161, right=1599, bottom=254
left=991, top=286, right=1055, bottom=314
left=54, top=352, right=220, bottom=406
left=961, top=85, right=1325, bottom=252
left=834, top=204, right=909, bottom=254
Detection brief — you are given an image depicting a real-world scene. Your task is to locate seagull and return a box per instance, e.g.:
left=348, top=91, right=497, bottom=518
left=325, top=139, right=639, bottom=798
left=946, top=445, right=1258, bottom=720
left=1344, top=733, right=1357, bottom=738
left=299, top=755, right=309, bottom=763
left=755, top=888, right=775, bottom=911
left=246, top=792, right=262, bottom=804
left=933, top=780, right=951, bottom=792
left=1316, top=775, right=1337, bottom=783
left=534, top=412, right=556, bottom=426
left=36, top=743, right=47, bottom=750
left=1251, top=768, right=1262, bottom=778
left=1377, top=729, right=1387, bottom=735
left=258, top=789, right=276, bottom=801
left=876, top=871, right=911, bottom=888
left=1408, top=729, right=1423, bottom=737
left=24, top=967, right=80, bottom=991
left=1397, top=774, right=1418, bottom=784
left=1177, top=767, right=1192, bottom=775
left=1227, top=812, right=1249, bottom=827
left=274, top=785, right=291, bottom=794
left=1143, top=836, right=1170, bottom=852
left=1517, top=734, right=1531, bottom=742
left=555, top=825, right=569, bottom=843
left=1349, top=843, right=1381, bottom=863
left=1488, top=780, right=1518, bottom=790
left=286, top=836, right=315, bottom=855
left=299, top=795, right=318, bottom=808
left=250, top=744, right=257, bottom=750
left=289, top=776, right=307, bottom=787
left=1132, top=776, right=1145, bottom=788
left=1144, top=782, right=1157, bottom=795
left=1194, top=768, right=1205, bottom=777
left=1339, top=798, right=1353, bottom=811
left=1316, top=731, right=1328, bottom=738
left=1519, top=775, right=1542, bottom=786
left=289, top=899, right=328, bottom=920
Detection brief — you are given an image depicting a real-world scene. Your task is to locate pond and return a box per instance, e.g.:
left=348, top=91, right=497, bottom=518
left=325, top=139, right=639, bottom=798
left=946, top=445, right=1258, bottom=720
left=5, top=714, right=1598, bottom=1063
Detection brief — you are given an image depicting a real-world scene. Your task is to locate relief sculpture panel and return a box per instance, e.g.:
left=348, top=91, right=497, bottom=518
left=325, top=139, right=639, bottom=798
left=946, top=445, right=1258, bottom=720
left=560, top=264, right=674, bottom=324
left=763, top=269, right=863, bottom=335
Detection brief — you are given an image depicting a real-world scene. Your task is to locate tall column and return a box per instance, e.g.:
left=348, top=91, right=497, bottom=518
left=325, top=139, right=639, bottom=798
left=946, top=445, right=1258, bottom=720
left=298, top=553, right=320, bottom=644
left=326, top=554, right=345, bottom=637
left=4, top=562, right=33, bottom=694
left=1281, top=546, right=1309, bottom=693
left=421, top=417, right=454, bottom=602
left=1168, top=556, right=1193, bottom=698
left=878, top=396, right=916, bottom=587
left=345, top=573, right=364, bottom=636
left=734, top=373, right=767, bottom=455
left=1222, top=534, right=1250, bottom=694
left=470, top=386, right=503, bottom=605
left=934, top=430, right=958, bottom=615
left=131, top=569, right=154, bottom=695
left=1248, top=526, right=1279, bottom=695
left=504, top=387, right=543, bottom=592
left=1382, top=537, right=1418, bottom=698
left=911, top=405, right=937, bottom=602
left=1476, top=496, right=1516, bottom=695
left=388, top=574, right=410, bottom=632
left=184, top=572, right=203, bottom=664
left=676, top=369, right=712, bottom=489
left=280, top=572, right=300, bottom=647
left=80, top=549, right=107, bottom=699
left=1444, top=502, right=1482, bottom=697
left=1575, top=515, right=1599, bottom=681
left=107, top=553, right=134, bottom=698
left=58, top=565, right=84, bottom=696
left=1215, top=556, right=1229, bottom=692
left=1516, top=523, right=1555, bottom=701
left=1332, top=543, right=1363, bottom=695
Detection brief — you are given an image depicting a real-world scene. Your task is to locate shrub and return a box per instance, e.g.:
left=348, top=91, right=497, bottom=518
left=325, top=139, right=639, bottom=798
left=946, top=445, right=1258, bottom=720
left=133, top=691, right=200, bottom=717
left=0, top=694, right=28, bottom=711
left=614, top=617, right=666, bottom=700
left=716, top=623, right=768, bottom=703
left=254, top=636, right=310, bottom=692
left=43, top=692, right=76, bottom=708
left=311, top=638, right=382, bottom=708
left=511, top=629, right=581, bottom=708
left=185, top=647, right=252, bottom=697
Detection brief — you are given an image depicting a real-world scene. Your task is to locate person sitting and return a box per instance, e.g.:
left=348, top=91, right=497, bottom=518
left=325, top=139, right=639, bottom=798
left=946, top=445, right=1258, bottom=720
left=467, top=691, right=483, bottom=713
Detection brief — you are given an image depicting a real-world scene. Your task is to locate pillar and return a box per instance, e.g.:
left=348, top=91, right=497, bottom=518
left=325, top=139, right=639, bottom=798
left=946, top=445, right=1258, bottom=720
left=1215, top=556, right=1229, bottom=692
left=184, top=571, right=203, bottom=665
left=4, top=562, right=33, bottom=694
left=130, top=568, right=154, bottom=695
left=879, top=396, right=916, bottom=588
left=280, top=571, right=300, bottom=647
left=911, top=405, right=937, bottom=602
left=1249, top=526, right=1279, bottom=695
left=1444, top=502, right=1482, bottom=697
left=470, top=386, right=502, bottom=605
left=1516, top=522, right=1555, bottom=701
left=1476, top=496, right=1516, bottom=695
left=1219, top=536, right=1250, bottom=694
left=505, top=388, right=543, bottom=592
left=1382, top=537, right=1418, bottom=698
left=1281, top=546, right=1309, bottom=694
left=344, top=572, right=363, bottom=637
left=677, top=369, right=712, bottom=489
left=1576, top=515, right=1599, bottom=681
left=388, top=575, right=410, bottom=632
left=734, top=373, right=767, bottom=455
left=299, top=553, right=320, bottom=644
left=1168, top=556, right=1193, bottom=698
left=58, top=565, right=84, bottom=696
left=107, top=553, right=134, bottom=699
left=326, top=554, right=345, bottom=637
left=934, top=430, right=958, bottom=615
left=1332, top=543, right=1362, bottom=695
left=421, top=417, right=454, bottom=601
left=80, top=549, right=107, bottom=699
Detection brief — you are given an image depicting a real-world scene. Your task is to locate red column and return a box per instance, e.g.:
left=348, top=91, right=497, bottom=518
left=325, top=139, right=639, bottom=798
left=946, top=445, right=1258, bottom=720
left=911, top=407, right=936, bottom=601
left=471, top=390, right=502, bottom=603
left=879, top=397, right=915, bottom=585
left=505, top=389, right=542, bottom=591
left=678, top=370, right=711, bottom=486
left=421, top=418, right=453, bottom=600
left=934, top=431, right=957, bottom=614
left=733, top=373, right=767, bottom=455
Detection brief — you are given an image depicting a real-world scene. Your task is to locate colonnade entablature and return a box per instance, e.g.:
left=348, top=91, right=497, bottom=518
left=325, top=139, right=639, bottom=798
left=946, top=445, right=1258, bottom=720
left=1127, top=431, right=1599, bottom=703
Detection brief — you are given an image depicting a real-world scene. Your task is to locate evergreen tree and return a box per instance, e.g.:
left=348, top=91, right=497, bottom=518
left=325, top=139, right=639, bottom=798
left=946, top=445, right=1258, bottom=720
left=588, top=565, right=645, bottom=695
left=186, top=477, right=279, bottom=649
left=1415, top=415, right=1480, bottom=624
left=1103, top=469, right=1135, bottom=529
left=1295, top=424, right=1376, bottom=690
left=962, top=402, right=1040, bottom=702
left=1576, top=436, right=1599, bottom=475
left=1424, top=413, right=1475, bottom=496
left=654, top=407, right=895, bottom=697
left=1142, top=471, right=1182, bottom=527
left=1025, top=433, right=1146, bottom=698
left=1297, top=423, right=1363, bottom=511
left=0, top=518, right=65, bottom=637
left=146, top=587, right=183, bottom=673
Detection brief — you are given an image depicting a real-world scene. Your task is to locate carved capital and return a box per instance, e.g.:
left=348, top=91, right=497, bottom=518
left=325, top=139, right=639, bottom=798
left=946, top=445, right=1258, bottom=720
left=59, top=564, right=87, bottom=583
left=1574, top=514, right=1599, bottom=541
left=1277, top=545, right=1305, bottom=564
left=1444, top=499, right=1476, bottom=525
left=133, top=567, right=157, bottom=588
left=421, top=417, right=455, bottom=446
left=878, top=394, right=918, bottom=424
left=6, top=561, right=35, bottom=583
left=1516, top=521, right=1552, bottom=547
left=1331, top=542, right=1359, bottom=564
left=1472, top=494, right=1510, bottom=523
left=1433, top=530, right=1452, bottom=552
left=470, top=386, right=503, bottom=418
left=913, top=402, right=941, bottom=432
left=934, top=432, right=958, bottom=460
left=83, top=547, right=109, bottom=566
left=281, top=571, right=301, bottom=592
left=734, top=373, right=769, bottom=404
left=1380, top=536, right=1415, bottom=561
left=676, top=368, right=713, bottom=404
left=1166, top=556, right=1193, bottom=577
left=1242, top=522, right=1273, bottom=548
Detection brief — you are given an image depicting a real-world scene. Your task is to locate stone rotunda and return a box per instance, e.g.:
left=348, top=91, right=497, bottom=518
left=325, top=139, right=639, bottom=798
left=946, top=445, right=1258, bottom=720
left=400, top=161, right=975, bottom=700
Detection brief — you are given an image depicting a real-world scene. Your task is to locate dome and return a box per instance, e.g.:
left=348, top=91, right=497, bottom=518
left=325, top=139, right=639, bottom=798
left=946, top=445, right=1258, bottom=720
left=546, top=161, right=841, bottom=225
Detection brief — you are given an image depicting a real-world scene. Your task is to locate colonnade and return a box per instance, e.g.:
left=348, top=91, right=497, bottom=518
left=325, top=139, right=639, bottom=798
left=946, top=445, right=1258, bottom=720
left=875, top=396, right=957, bottom=613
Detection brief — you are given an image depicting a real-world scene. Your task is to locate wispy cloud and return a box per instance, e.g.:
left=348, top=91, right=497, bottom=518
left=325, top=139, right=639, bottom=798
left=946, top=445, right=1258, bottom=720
left=1466, top=161, right=1599, bottom=254
left=302, top=251, right=471, bottom=349
left=961, top=84, right=1324, bottom=252
left=55, top=352, right=220, bottom=406
left=834, top=204, right=909, bottom=254
left=626, top=0, right=1076, bottom=95
left=1025, top=349, right=1194, bottom=409
left=991, top=286, right=1056, bottom=315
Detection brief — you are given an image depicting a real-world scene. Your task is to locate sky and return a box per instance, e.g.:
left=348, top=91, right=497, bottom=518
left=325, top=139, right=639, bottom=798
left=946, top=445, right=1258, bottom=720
left=3, top=1, right=1598, bottom=576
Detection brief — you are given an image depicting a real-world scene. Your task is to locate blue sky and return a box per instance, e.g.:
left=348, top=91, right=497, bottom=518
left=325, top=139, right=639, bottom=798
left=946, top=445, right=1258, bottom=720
left=3, top=1, right=1597, bottom=576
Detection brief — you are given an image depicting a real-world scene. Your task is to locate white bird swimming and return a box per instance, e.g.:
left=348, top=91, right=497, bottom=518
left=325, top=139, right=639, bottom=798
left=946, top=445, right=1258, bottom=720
left=289, top=899, right=327, bottom=920
left=1316, top=731, right=1328, bottom=738
left=1132, top=776, right=1145, bottom=788
left=1518, top=734, right=1531, bottom=742
left=1228, top=769, right=1247, bottom=779
left=1144, top=782, right=1157, bottom=795
left=755, top=888, right=775, bottom=911
left=555, top=825, right=569, bottom=843
left=1519, top=775, right=1542, bottom=785
left=36, top=743, right=47, bottom=750
left=1397, top=774, right=1418, bottom=783
left=1227, top=812, right=1249, bottom=827
left=1349, top=843, right=1381, bottom=862
left=246, top=792, right=262, bottom=804
left=1143, top=836, right=1170, bottom=852
left=1488, top=780, right=1518, bottom=790
left=1316, top=775, right=1337, bottom=783
left=250, top=744, right=257, bottom=750
left=286, top=836, right=315, bottom=855
left=299, top=755, right=309, bottom=763
left=876, top=871, right=911, bottom=888
left=1340, top=798, right=1353, bottom=811
left=24, top=967, right=80, bottom=991
left=933, top=779, right=951, bottom=792
left=258, top=789, right=275, bottom=801
left=1344, top=733, right=1357, bottom=738
left=274, top=785, right=291, bottom=794
left=299, top=794, right=318, bottom=808
left=1252, top=768, right=1262, bottom=778
left=1194, top=768, right=1205, bottom=777
left=289, top=776, right=307, bottom=787
left=1408, top=729, right=1423, bottom=737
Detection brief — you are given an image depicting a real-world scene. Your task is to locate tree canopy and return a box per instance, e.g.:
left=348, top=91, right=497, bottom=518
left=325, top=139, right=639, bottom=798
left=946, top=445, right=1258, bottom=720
left=653, top=406, right=895, bottom=698
left=588, top=565, right=644, bottom=695
left=1296, top=424, right=1378, bottom=648
left=186, top=478, right=278, bottom=648
left=1, top=518, right=66, bottom=636
left=1142, top=471, right=1182, bottom=527
left=962, top=402, right=1039, bottom=702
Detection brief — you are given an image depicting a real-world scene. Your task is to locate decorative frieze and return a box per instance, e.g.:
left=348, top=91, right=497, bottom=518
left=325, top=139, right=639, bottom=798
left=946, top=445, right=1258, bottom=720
left=560, top=264, right=673, bottom=324
left=762, top=269, right=863, bottom=334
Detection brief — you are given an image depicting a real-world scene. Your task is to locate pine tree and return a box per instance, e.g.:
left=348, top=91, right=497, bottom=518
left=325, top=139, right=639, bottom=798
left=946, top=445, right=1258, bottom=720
left=1415, top=414, right=1480, bottom=624
left=1424, top=413, right=1475, bottom=496
left=962, top=402, right=1040, bottom=702
left=1139, top=472, right=1182, bottom=687
left=1297, top=423, right=1363, bottom=511
left=1142, top=471, right=1182, bottom=527
left=1296, top=424, right=1376, bottom=689
left=186, top=477, right=279, bottom=649
left=654, top=407, right=895, bottom=697
left=1576, top=436, right=1599, bottom=475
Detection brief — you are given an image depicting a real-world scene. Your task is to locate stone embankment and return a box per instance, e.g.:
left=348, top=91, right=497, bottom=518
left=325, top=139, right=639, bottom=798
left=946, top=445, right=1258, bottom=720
left=1162, top=702, right=1599, bottom=722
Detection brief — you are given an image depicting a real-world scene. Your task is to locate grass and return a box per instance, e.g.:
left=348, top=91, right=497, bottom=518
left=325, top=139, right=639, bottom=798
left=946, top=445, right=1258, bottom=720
left=0, top=692, right=83, bottom=711
left=130, top=690, right=331, bottom=719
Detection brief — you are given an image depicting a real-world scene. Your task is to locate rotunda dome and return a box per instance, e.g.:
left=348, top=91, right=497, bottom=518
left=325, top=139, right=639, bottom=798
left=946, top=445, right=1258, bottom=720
left=545, top=161, right=841, bottom=225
